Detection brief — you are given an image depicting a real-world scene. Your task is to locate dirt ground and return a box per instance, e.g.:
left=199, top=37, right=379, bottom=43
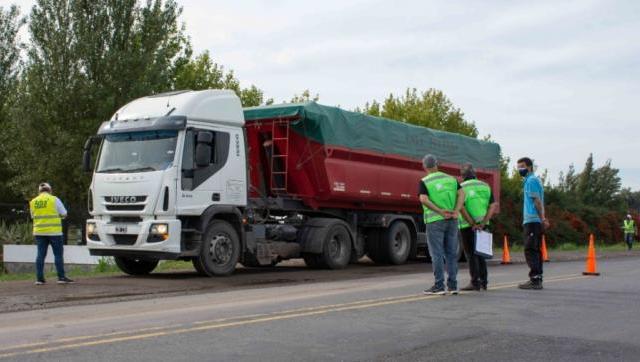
left=1, top=249, right=638, bottom=314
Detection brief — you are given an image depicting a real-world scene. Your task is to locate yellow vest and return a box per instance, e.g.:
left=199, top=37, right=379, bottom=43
left=30, top=193, right=63, bottom=235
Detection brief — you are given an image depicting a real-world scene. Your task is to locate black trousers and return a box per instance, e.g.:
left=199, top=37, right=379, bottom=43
left=523, top=222, right=543, bottom=280
left=460, top=227, right=488, bottom=287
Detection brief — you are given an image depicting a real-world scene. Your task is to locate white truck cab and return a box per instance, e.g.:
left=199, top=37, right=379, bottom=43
left=84, top=90, right=248, bottom=275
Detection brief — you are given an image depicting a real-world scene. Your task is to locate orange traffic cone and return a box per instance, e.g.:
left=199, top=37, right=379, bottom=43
left=582, top=234, right=600, bottom=276
left=541, top=235, right=550, bottom=262
left=501, top=235, right=512, bottom=264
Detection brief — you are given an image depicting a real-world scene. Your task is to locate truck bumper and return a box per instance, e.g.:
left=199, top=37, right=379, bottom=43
left=86, top=218, right=182, bottom=258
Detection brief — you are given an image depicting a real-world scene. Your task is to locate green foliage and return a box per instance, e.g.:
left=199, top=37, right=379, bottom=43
left=0, top=220, right=34, bottom=245
left=362, top=88, right=478, bottom=138
left=173, top=50, right=265, bottom=107
left=94, top=257, right=118, bottom=273
left=288, top=89, right=319, bottom=103
left=0, top=5, right=24, bottom=203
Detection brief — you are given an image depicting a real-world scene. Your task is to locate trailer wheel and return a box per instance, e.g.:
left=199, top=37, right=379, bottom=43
left=384, top=222, right=411, bottom=265
left=320, top=223, right=352, bottom=269
left=366, top=229, right=387, bottom=264
left=193, top=220, right=240, bottom=276
left=114, top=257, right=158, bottom=275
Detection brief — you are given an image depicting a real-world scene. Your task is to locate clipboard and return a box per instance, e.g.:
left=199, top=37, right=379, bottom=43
left=474, top=230, right=493, bottom=259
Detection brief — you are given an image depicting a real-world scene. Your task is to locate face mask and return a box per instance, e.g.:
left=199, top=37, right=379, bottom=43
left=518, top=168, right=529, bottom=177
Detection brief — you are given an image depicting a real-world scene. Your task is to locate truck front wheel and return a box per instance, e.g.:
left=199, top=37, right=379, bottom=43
left=193, top=220, right=240, bottom=276
left=321, top=224, right=352, bottom=269
left=114, top=257, right=159, bottom=275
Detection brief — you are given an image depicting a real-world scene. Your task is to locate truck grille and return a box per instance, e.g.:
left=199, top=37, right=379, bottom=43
left=112, top=235, right=138, bottom=245
left=106, top=204, right=145, bottom=211
left=110, top=216, right=143, bottom=223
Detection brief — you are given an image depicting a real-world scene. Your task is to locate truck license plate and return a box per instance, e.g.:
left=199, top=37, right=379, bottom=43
left=114, top=226, right=128, bottom=234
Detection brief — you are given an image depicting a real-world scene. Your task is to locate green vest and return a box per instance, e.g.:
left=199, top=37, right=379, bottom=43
left=624, top=219, right=636, bottom=234
left=421, top=171, right=458, bottom=224
left=459, top=179, right=492, bottom=229
left=30, top=192, right=63, bottom=235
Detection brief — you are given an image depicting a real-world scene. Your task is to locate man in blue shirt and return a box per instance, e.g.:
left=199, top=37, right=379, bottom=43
left=516, top=157, right=549, bottom=290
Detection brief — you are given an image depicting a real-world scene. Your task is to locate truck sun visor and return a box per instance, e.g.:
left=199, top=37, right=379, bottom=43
left=98, top=115, right=187, bottom=135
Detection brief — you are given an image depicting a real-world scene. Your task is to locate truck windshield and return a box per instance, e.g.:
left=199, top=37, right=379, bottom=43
left=97, top=130, right=178, bottom=173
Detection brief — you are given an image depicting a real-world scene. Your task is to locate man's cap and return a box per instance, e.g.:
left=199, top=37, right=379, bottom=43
left=628, top=214, right=632, bottom=218
left=422, top=154, right=438, bottom=169
left=38, top=182, right=52, bottom=192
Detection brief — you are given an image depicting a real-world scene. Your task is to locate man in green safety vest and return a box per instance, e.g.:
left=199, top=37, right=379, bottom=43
left=458, top=164, right=498, bottom=291
left=29, top=182, right=74, bottom=285
left=623, top=214, right=636, bottom=250
left=418, top=154, right=465, bottom=295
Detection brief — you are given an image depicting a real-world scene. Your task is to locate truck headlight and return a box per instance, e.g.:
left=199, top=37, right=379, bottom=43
left=151, top=223, right=168, bottom=235
left=86, top=222, right=99, bottom=241
left=148, top=223, right=169, bottom=242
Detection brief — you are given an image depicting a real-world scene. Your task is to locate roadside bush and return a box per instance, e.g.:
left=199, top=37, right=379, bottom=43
left=0, top=220, right=34, bottom=245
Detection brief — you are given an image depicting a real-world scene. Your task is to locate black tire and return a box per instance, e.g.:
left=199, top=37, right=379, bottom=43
left=303, top=253, right=324, bottom=269
left=384, top=222, right=411, bottom=265
left=320, top=224, right=352, bottom=269
left=193, top=220, right=240, bottom=276
left=192, top=258, right=207, bottom=275
left=366, top=228, right=387, bottom=264
left=114, top=256, right=158, bottom=275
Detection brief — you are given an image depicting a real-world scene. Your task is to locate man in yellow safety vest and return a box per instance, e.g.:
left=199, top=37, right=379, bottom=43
left=623, top=214, right=636, bottom=250
left=29, top=182, right=74, bottom=285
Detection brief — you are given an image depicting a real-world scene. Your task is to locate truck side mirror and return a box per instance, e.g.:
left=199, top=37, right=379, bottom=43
left=82, top=136, right=101, bottom=172
left=195, top=131, right=213, bottom=168
left=82, top=150, right=92, bottom=172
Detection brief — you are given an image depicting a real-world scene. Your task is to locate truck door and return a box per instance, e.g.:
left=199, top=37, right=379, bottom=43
left=177, top=127, right=246, bottom=214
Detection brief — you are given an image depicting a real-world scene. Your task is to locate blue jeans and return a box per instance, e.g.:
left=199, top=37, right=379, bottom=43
left=625, top=233, right=634, bottom=249
left=426, top=219, right=459, bottom=290
left=35, top=235, right=66, bottom=281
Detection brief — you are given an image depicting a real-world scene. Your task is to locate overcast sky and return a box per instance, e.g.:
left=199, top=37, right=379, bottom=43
left=5, top=0, right=640, bottom=189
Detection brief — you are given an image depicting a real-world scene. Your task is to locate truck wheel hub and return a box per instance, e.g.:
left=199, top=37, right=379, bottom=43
left=209, top=234, right=232, bottom=264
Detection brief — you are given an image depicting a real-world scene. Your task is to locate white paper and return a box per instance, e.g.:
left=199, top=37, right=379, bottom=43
left=475, top=230, right=493, bottom=258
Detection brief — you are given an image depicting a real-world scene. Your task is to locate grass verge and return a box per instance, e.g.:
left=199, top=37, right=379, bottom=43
left=0, top=259, right=193, bottom=282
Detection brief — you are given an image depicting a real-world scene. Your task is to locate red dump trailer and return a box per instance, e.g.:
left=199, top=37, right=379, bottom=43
left=241, top=102, right=501, bottom=269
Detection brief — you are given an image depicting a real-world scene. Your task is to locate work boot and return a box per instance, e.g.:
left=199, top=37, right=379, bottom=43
left=460, top=283, right=480, bottom=291
left=518, top=280, right=543, bottom=290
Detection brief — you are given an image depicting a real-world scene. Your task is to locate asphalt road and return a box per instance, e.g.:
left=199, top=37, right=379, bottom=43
left=1, top=257, right=639, bottom=361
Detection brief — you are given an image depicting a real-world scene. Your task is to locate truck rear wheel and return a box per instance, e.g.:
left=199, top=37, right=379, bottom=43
left=114, top=257, right=158, bottom=275
left=320, top=223, right=352, bottom=269
left=384, top=222, right=411, bottom=265
left=193, top=220, right=240, bottom=276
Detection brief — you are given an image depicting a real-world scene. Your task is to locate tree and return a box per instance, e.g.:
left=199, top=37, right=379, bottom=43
left=172, top=50, right=265, bottom=107
left=0, top=5, right=23, bottom=115
left=289, top=89, right=319, bottom=103
left=0, top=5, right=25, bottom=203
left=3, top=0, right=188, bottom=222
left=362, top=88, right=478, bottom=137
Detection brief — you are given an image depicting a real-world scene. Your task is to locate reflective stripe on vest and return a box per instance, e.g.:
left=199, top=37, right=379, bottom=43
left=422, top=172, right=458, bottom=224
left=459, top=179, right=492, bottom=229
left=30, top=193, right=62, bottom=235
left=624, top=220, right=636, bottom=234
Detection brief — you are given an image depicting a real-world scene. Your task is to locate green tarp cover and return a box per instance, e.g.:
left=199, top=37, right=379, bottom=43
left=243, top=102, right=501, bottom=170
